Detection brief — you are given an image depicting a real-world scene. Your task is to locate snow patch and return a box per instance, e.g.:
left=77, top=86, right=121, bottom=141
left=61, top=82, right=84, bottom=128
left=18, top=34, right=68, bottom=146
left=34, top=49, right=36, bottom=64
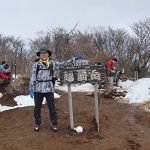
left=55, top=83, right=94, bottom=92
left=119, top=80, right=134, bottom=90
left=0, top=104, right=16, bottom=112
left=12, top=74, right=20, bottom=79
left=119, top=78, right=150, bottom=103
left=0, top=93, right=3, bottom=98
left=0, top=92, right=61, bottom=112
left=54, top=92, right=61, bottom=98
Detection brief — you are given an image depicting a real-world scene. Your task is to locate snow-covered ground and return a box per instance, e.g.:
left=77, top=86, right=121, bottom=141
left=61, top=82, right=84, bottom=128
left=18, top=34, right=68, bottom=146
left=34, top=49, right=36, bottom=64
left=0, top=92, right=61, bottom=112
left=56, top=78, right=150, bottom=104
left=11, top=74, right=20, bottom=79
left=119, top=78, right=150, bottom=103
left=55, top=82, right=94, bottom=92
left=1, top=78, right=150, bottom=112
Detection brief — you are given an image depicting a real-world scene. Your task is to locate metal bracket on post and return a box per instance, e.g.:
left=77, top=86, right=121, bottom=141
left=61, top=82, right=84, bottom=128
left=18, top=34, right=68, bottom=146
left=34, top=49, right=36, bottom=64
left=68, top=83, right=74, bottom=129
left=94, top=82, right=100, bottom=132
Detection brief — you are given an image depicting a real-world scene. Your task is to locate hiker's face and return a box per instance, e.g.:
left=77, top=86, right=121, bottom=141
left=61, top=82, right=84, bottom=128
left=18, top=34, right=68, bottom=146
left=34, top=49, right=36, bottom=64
left=40, top=52, right=49, bottom=60
left=113, top=60, right=117, bottom=64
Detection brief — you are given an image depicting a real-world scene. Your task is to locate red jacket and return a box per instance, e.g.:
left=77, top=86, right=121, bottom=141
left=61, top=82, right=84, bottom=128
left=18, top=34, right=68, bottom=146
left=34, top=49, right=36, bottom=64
left=0, top=71, right=11, bottom=79
left=105, top=59, right=115, bottom=70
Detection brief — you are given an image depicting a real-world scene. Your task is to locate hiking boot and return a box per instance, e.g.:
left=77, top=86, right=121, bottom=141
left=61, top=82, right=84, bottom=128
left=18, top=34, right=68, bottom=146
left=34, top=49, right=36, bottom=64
left=51, top=125, right=58, bottom=132
left=34, top=124, right=40, bottom=131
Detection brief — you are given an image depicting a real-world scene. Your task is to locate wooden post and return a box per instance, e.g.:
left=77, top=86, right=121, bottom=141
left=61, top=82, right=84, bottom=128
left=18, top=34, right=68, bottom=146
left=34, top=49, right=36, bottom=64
left=68, top=83, right=74, bottom=129
left=94, top=82, right=100, bottom=132
left=134, top=71, right=138, bottom=81
left=108, top=77, right=114, bottom=91
left=14, top=63, right=16, bottom=79
left=11, top=62, right=14, bottom=74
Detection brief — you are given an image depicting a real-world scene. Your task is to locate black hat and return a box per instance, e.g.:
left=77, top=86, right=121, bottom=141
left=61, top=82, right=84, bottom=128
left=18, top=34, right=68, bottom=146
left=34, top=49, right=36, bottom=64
left=112, top=58, right=117, bottom=62
left=36, top=47, right=52, bottom=57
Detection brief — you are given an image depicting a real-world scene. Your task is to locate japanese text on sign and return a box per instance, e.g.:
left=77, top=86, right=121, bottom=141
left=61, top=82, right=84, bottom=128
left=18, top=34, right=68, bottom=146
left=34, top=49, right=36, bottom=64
left=61, top=60, right=106, bottom=84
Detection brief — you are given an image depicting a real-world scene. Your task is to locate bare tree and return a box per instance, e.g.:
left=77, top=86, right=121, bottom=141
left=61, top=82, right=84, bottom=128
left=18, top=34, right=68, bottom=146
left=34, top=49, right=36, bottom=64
left=131, top=18, right=150, bottom=77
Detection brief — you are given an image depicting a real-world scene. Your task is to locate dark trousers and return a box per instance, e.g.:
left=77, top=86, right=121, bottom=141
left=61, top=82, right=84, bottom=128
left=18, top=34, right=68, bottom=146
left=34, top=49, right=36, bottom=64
left=34, top=92, right=57, bottom=125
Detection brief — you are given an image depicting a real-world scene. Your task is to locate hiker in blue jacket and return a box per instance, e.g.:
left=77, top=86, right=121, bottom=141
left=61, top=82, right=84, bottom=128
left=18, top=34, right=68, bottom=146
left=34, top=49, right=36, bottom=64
left=30, top=47, right=82, bottom=132
left=0, top=61, right=12, bottom=79
left=0, top=61, right=7, bottom=73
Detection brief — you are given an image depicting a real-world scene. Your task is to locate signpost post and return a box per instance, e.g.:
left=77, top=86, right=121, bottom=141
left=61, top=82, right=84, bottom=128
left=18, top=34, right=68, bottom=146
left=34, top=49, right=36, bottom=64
left=68, top=83, right=74, bottom=129
left=61, top=60, right=106, bottom=132
left=94, top=82, right=100, bottom=132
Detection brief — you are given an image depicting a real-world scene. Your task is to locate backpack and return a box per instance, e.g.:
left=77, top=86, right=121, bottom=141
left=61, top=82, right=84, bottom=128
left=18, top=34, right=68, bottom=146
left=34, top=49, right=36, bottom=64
left=36, top=61, right=54, bottom=82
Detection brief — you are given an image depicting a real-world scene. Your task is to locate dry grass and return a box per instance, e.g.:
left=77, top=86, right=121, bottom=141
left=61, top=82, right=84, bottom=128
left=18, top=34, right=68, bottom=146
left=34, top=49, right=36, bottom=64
left=138, top=101, right=150, bottom=112
left=5, top=76, right=30, bottom=96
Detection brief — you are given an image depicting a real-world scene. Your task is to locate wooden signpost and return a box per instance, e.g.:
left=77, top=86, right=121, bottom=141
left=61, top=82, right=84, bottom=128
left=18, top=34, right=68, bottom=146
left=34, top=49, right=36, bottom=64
left=60, top=60, right=106, bottom=132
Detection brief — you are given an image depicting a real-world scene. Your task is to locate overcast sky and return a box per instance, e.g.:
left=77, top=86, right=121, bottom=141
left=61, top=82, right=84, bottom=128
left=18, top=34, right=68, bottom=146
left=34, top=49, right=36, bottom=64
left=0, top=0, right=149, bottom=39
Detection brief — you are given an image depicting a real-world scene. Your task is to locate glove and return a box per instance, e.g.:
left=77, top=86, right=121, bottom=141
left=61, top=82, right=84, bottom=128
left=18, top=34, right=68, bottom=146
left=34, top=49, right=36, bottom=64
left=30, top=90, right=34, bottom=98
left=74, top=55, right=83, bottom=60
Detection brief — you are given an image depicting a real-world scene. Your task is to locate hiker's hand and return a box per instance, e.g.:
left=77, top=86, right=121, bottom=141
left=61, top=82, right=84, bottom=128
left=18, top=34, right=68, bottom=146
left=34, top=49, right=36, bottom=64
left=113, top=67, right=117, bottom=70
left=74, top=55, right=83, bottom=61
left=30, top=90, right=34, bottom=98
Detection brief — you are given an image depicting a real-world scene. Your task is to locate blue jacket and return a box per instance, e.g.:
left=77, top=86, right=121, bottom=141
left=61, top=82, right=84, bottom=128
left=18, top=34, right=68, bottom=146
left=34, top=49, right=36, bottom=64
left=0, top=65, right=6, bottom=72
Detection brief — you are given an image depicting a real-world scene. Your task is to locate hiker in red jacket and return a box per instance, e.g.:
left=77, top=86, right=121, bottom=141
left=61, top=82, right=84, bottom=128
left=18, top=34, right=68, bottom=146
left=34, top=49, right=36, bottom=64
left=105, top=58, right=118, bottom=90
left=105, top=58, right=117, bottom=72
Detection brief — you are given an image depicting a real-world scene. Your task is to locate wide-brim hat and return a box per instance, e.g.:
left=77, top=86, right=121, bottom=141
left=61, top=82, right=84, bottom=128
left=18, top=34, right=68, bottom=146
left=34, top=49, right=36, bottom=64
left=36, top=47, right=52, bottom=57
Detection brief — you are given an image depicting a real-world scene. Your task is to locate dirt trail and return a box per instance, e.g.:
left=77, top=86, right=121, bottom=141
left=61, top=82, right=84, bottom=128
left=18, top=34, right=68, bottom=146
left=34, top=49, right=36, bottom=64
left=0, top=91, right=150, bottom=150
